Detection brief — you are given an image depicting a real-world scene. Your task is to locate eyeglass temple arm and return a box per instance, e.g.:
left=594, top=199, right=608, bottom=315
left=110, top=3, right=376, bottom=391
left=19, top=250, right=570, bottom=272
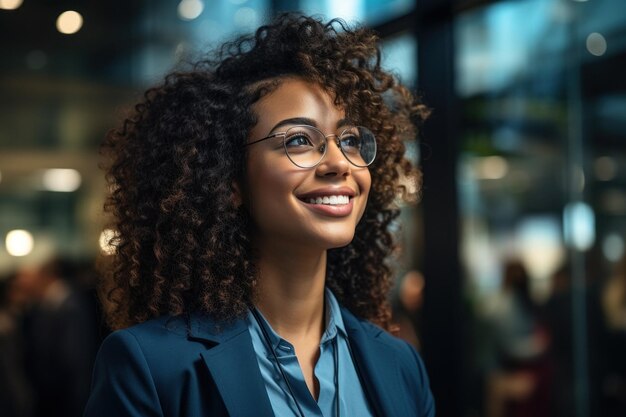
left=245, top=132, right=284, bottom=147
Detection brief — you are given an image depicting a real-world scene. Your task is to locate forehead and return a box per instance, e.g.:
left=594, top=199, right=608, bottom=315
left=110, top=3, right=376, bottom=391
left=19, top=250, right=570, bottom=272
left=249, top=78, right=345, bottom=137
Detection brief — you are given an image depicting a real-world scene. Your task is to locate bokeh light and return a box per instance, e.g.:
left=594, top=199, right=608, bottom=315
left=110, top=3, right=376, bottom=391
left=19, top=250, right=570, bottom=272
left=6, top=229, right=34, bottom=257
left=586, top=32, right=607, bottom=56
left=602, top=233, right=625, bottom=263
left=0, top=0, right=23, bottom=10
left=178, top=0, right=204, bottom=21
left=42, top=169, right=82, bottom=192
left=99, top=229, right=117, bottom=256
left=56, top=10, right=84, bottom=35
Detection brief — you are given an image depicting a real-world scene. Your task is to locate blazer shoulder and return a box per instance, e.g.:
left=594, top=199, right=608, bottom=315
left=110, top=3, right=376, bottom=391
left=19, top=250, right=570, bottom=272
left=85, top=323, right=165, bottom=417
left=341, top=306, right=413, bottom=351
left=340, top=306, right=435, bottom=416
left=99, top=315, right=204, bottom=371
left=121, top=314, right=189, bottom=337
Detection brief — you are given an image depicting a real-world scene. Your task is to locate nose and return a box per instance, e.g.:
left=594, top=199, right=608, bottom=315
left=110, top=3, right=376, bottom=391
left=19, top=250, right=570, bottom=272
left=315, top=137, right=350, bottom=177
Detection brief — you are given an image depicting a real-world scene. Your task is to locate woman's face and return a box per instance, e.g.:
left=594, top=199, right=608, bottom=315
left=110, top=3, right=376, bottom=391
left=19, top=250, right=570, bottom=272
left=244, top=78, right=371, bottom=250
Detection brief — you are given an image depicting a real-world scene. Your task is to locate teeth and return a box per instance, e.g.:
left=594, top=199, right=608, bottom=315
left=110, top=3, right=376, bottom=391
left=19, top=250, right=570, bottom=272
left=307, top=195, right=350, bottom=205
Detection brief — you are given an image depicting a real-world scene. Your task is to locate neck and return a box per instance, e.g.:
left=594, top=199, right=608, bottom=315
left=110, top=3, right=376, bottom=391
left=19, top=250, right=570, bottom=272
left=254, top=240, right=327, bottom=341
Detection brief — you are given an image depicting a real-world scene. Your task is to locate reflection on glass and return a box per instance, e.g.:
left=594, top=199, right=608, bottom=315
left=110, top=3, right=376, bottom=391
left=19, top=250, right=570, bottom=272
left=563, top=202, right=596, bottom=251
left=298, top=0, right=414, bottom=25
left=517, top=217, right=564, bottom=291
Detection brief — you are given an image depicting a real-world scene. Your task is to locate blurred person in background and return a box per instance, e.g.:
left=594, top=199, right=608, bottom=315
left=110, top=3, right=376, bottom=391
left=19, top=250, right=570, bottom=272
left=84, top=13, right=434, bottom=417
left=540, top=264, right=575, bottom=417
left=9, top=257, right=99, bottom=417
left=542, top=252, right=609, bottom=417
left=483, top=259, right=551, bottom=417
left=602, top=251, right=626, bottom=415
left=0, top=273, right=33, bottom=417
left=392, top=270, right=425, bottom=350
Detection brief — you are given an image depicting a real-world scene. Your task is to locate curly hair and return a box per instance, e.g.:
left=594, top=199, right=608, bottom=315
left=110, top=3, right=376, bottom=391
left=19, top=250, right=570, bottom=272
left=101, top=13, right=429, bottom=331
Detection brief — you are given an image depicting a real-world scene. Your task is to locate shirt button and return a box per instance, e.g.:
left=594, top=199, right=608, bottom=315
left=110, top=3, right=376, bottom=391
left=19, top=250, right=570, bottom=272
left=278, top=343, right=292, bottom=352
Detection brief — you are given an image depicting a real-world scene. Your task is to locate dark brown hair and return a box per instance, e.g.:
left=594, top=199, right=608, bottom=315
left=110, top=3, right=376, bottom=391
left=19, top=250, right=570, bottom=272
left=101, top=13, right=429, bottom=330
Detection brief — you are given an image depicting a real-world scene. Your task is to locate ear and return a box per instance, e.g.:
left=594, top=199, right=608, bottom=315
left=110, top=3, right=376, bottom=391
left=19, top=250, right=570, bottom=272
left=231, top=181, right=243, bottom=208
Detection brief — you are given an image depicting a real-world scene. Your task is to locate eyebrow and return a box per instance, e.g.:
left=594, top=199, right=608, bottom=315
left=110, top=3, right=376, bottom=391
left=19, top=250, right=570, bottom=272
left=267, top=117, right=353, bottom=135
left=267, top=117, right=316, bottom=134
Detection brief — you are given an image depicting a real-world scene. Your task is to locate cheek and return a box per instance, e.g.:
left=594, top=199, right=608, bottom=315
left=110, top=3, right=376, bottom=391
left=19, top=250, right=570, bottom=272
left=363, top=171, right=372, bottom=196
left=354, top=170, right=372, bottom=223
left=358, top=169, right=372, bottom=204
left=245, top=155, right=301, bottom=218
left=252, top=172, right=283, bottom=205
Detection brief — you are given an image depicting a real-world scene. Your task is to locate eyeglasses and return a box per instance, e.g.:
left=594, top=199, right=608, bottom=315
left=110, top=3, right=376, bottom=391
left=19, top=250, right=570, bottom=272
left=246, top=124, right=377, bottom=168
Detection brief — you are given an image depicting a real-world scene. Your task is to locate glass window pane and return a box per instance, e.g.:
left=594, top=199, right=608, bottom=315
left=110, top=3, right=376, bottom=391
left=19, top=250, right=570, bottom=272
left=455, top=0, right=626, bottom=416
left=382, top=32, right=417, bottom=87
left=298, top=0, right=414, bottom=25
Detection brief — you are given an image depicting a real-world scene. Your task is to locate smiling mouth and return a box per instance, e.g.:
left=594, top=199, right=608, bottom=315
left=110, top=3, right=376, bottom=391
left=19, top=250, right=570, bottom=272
left=305, top=195, right=351, bottom=205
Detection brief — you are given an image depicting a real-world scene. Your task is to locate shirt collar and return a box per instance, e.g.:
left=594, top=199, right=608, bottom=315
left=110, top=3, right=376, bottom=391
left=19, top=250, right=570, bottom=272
left=247, top=308, right=283, bottom=352
left=323, top=287, right=348, bottom=341
left=247, top=287, right=348, bottom=352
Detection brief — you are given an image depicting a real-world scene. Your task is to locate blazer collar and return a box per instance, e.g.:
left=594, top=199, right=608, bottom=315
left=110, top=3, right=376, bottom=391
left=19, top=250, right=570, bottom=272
left=187, top=313, right=275, bottom=417
left=187, top=309, right=404, bottom=417
left=187, top=312, right=247, bottom=343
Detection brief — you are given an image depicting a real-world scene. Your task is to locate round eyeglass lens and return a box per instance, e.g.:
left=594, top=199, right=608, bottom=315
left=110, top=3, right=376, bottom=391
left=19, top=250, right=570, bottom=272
left=283, top=126, right=326, bottom=168
left=338, top=126, right=376, bottom=167
left=282, top=125, right=376, bottom=168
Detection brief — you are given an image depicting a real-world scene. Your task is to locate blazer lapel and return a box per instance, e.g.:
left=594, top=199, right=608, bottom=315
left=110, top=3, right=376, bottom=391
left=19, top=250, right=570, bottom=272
left=341, top=308, right=408, bottom=417
left=188, top=314, right=275, bottom=417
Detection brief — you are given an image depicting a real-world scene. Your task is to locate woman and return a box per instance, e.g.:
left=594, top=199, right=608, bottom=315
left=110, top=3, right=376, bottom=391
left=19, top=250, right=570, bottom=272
left=85, top=13, right=434, bottom=417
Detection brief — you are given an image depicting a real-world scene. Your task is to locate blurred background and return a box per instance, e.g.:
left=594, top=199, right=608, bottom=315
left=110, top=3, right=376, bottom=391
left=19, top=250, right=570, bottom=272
left=0, top=0, right=625, bottom=416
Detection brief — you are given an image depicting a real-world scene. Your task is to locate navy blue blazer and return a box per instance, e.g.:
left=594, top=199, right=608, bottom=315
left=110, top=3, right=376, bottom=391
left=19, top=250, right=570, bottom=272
left=84, top=306, right=434, bottom=417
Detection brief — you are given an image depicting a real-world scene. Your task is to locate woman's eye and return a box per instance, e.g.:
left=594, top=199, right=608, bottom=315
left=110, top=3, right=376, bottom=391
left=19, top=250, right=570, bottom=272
left=285, top=134, right=314, bottom=147
left=340, top=134, right=361, bottom=150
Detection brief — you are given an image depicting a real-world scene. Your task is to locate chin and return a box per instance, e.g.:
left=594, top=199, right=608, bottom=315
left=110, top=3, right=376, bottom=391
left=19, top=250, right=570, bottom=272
left=328, top=241, right=354, bottom=250
left=310, top=220, right=361, bottom=249
left=318, top=233, right=356, bottom=250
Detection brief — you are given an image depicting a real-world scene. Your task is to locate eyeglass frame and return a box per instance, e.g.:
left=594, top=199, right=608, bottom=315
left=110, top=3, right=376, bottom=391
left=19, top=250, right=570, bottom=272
left=244, top=124, right=377, bottom=168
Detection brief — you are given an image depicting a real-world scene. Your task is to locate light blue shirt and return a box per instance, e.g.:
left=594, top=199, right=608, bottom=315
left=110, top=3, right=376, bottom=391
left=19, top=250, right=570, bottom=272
left=246, top=288, right=374, bottom=417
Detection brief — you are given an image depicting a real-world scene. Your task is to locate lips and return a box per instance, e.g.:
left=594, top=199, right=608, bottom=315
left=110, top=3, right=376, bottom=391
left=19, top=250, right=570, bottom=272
left=296, top=187, right=356, bottom=216
left=296, top=187, right=355, bottom=201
